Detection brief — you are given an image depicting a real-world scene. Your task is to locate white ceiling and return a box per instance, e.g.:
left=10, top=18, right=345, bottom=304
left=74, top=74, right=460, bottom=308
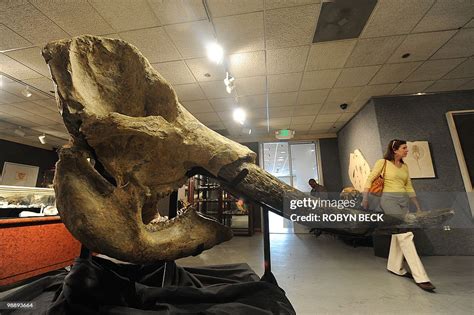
left=0, top=0, right=473, bottom=148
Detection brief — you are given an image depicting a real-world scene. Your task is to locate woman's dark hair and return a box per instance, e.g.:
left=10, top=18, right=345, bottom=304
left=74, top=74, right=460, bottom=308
left=384, top=139, right=407, bottom=162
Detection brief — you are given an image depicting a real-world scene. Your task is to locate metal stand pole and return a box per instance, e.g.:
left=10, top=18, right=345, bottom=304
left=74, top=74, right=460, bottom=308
left=262, top=206, right=271, bottom=275
left=162, top=191, right=178, bottom=287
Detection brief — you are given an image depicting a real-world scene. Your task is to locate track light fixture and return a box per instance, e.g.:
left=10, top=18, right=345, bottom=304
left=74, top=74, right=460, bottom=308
left=38, top=134, right=47, bottom=144
left=224, top=72, right=235, bottom=94
left=21, top=86, right=32, bottom=98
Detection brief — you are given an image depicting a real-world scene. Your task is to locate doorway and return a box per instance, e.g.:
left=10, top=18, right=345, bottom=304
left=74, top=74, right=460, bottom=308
left=261, top=142, right=321, bottom=233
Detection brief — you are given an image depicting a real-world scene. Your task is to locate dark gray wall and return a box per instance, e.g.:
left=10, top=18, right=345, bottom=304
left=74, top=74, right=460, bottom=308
left=319, top=138, right=343, bottom=194
left=338, top=90, right=474, bottom=255
left=0, top=139, right=58, bottom=187
left=337, top=101, right=383, bottom=187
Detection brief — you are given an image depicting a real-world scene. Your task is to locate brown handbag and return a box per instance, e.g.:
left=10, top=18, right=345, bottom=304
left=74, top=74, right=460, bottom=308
left=369, top=160, right=387, bottom=196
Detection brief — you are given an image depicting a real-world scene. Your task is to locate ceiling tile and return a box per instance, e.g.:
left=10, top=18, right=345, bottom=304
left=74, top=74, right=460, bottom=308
left=247, top=107, right=267, bottom=119
left=0, top=79, right=49, bottom=102
left=406, top=58, right=465, bottom=82
left=193, top=112, right=221, bottom=123
left=173, top=83, right=206, bottom=101
left=228, top=51, right=266, bottom=78
left=309, top=122, right=333, bottom=131
left=370, top=62, right=422, bottom=84
left=181, top=100, right=214, bottom=113
left=235, top=76, right=266, bottom=96
left=268, top=73, right=302, bottom=93
left=185, top=58, right=225, bottom=82
left=17, top=112, right=57, bottom=126
left=387, top=30, right=456, bottom=63
left=289, top=123, right=312, bottom=132
left=209, top=98, right=236, bottom=111
left=215, top=12, right=264, bottom=54
left=318, top=100, right=359, bottom=115
left=0, top=3, right=70, bottom=45
left=457, top=79, right=474, bottom=90
left=165, top=20, right=214, bottom=58
left=0, top=54, right=43, bottom=80
left=465, top=19, right=474, bottom=28
left=431, top=28, right=474, bottom=59
left=5, top=47, right=51, bottom=77
left=424, top=78, right=471, bottom=92
left=297, top=89, right=330, bottom=104
left=11, top=101, right=55, bottom=115
left=269, top=108, right=294, bottom=119
left=1, top=116, right=39, bottom=127
left=293, top=104, right=322, bottom=115
left=314, top=114, right=340, bottom=123
left=354, top=84, right=397, bottom=102
left=205, top=121, right=225, bottom=130
left=0, top=120, right=21, bottom=130
left=268, top=92, right=298, bottom=107
left=22, top=78, right=54, bottom=94
left=413, top=0, right=474, bottom=33
left=31, top=1, right=114, bottom=36
left=338, top=112, right=356, bottom=122
left=0, top=90, right=25, bottom=105
left=217, top=111, right=234, bottom=122
left=148, top=0, right=206, bottom=24
left=265, top=0, right=320, bottom=10
left=326, top=87, right=363, bottom=103
left=345, top=36, right=406, bottom=67
left=306, top=40, right=356, bottom=71
left=208, top=0, right=263, bottom=17
left=390, top=81, right=434, bottom=95
left=361, top=0, right=433, bottom=38
left=443, top=58, right=474, bottom=79
left=269, top=116, right=291, bottom=126
left=267, top=46, right=309, bottom=74
left=265, top=4, right=320, bottom=49
left=300, top=69, right=341, bottom=90
left=89, top=0, right=161, bottom=32
left=334, top=66, right=380, bottom=88
left=152, top=61, right=195, bottom=85
left=0, top=103, right=27, bottom=115
left=291, top=115, right=315, bottom=124
left=119, top=27, right=180, bottom=63
left=238, top=94, right=266, bottom=108
left=0, top=24, right=32, bottom=51
left=199, top=80, right=230, bottom=99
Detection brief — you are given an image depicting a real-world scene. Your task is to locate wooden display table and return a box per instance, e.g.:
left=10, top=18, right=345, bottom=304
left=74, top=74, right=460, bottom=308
left=0, top=216, right=81, bottom=286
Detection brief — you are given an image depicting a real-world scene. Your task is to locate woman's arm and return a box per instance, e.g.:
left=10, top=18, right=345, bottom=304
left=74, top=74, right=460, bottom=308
left=361, top=159, right=385, bottom=209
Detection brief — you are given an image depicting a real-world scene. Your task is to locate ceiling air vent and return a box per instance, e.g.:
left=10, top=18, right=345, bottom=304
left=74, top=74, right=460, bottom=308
left=313, top=0, right=377, bottom=43
left=214, top=129, right=230, bottom=136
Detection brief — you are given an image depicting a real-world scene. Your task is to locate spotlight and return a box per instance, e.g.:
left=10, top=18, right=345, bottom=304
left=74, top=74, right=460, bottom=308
left=233, top=108, right=246, bottom=125
left=206, top=42, right=223, bottom=64
left=21, top=86, right=32, bottom=98
left=224, top=72, right=235, bottom=94
left=38, top=134, right=47, bottom=144
left=14, top=127, right=26, bottom=137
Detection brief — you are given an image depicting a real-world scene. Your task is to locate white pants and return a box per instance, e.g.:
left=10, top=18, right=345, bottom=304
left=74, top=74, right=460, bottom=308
left=387, top=232, right=430, bottom=283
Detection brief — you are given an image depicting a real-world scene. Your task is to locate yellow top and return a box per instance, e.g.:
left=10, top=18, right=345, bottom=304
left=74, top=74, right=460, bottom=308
left=364, top=159, right=416, bottom=197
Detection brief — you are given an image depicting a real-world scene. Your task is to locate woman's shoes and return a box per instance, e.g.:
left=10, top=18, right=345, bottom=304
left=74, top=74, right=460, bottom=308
left=416, top=282, right=436, bottom=292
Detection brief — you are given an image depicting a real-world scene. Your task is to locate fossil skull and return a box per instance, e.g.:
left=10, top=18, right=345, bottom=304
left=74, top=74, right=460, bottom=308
left=43, top=35, right=453, bottom=263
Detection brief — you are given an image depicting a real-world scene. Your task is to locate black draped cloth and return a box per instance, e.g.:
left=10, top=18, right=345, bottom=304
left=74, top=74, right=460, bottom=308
left=1, top=256, right=295, bottom=314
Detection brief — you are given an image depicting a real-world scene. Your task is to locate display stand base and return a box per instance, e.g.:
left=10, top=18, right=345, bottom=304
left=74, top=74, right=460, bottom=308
left=0, top=255, right=295, bottom=314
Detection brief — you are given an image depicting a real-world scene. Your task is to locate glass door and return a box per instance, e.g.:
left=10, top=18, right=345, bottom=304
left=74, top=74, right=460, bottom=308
left=262, top=141, right=320, bottom=233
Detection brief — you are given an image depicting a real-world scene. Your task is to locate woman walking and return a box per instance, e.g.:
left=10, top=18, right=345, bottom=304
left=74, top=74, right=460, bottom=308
left=362, top=139, right=436, bottom=292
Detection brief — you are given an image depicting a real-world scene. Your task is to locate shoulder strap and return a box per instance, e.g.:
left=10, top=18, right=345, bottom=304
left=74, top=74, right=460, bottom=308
left=381, top=160, right=387, bottom=178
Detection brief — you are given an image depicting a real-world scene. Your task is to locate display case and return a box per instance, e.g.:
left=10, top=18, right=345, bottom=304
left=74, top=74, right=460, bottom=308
left=0, top=185, right=57, bottom=219
left=187, top=176, right=254, bottom=236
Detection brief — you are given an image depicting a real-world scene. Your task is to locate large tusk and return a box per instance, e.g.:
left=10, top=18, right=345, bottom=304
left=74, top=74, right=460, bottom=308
left=218, top=161, right=454, bottom=230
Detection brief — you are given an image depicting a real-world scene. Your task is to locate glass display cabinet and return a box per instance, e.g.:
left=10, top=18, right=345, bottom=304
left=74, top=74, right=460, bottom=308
left=0, top=185, right=57, bottom=218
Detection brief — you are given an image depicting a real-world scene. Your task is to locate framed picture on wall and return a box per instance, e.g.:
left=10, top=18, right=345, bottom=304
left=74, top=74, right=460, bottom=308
left=0, top=162, right=39, bottom=187
left=446, top=110, right=474, bottom=216
left=405, top=141, right=436, bottom=178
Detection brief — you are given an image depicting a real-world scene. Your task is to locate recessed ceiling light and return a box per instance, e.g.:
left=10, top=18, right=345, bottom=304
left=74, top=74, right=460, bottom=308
left=206, top=42, right=223, bottom=64
left=204, top=73, right=211, bottom=78
left=402, top=53, right=411, bottom=59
